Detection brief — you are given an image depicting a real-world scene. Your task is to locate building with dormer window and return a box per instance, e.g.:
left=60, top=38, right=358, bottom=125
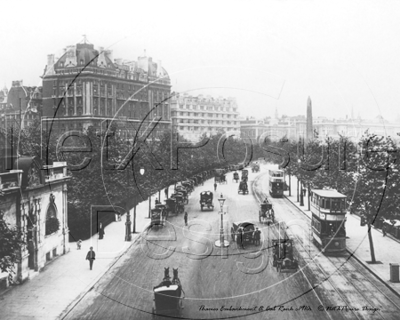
left=41, top=38, right=171, bottom=139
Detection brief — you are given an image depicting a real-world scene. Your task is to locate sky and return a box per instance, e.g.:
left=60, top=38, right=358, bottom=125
left=1, top=0, right=400, bottom=121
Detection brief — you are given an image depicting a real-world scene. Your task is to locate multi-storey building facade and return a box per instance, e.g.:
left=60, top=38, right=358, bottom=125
left=0, top=158, right=70, bottom=283
left=0, top=81, right=42, bottom=130
left=41, top=40, right=171, bottom=139
left=170, top=93, right=240, bottom=142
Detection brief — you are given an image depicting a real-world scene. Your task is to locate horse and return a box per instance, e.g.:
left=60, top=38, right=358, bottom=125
left=163, top=267, right=170, bottom=281
left=172, top=268, right=181, bottom=286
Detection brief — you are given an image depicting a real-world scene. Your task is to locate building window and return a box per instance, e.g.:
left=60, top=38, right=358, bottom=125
left=45, top=195, right=60, bottom=236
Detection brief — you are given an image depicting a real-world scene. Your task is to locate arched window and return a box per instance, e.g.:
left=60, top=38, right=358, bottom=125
left=45, top=194, right=59, bottom=236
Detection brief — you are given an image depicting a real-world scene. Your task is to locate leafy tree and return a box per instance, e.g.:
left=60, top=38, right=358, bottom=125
left=0, top=214, right=25, bottom=283
left=352, top=132, right=399, bottom=263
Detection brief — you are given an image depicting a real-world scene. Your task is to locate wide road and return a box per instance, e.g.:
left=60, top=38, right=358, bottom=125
left=64, top=166, right=399, bottom=320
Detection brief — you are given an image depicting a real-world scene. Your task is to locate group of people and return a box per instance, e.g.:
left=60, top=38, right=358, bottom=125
left=235, top=226, right=262, bottom=249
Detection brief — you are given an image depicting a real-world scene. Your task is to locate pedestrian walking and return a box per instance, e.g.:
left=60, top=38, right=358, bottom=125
left=214, top=182, right=217, bottom=192
left=99, top=223, right=105, bottom=240
left=253, top=227, right=261, bottom=246
left=184, top=212, right=188, bottom=226
left=382, top=224, right=387, bottom=237
left=86, top=247, right=96, bottom=270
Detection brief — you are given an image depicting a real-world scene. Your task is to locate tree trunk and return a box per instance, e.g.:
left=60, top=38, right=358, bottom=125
left=367, top=223, right=376, bottom=263
left=307, top=183, right=311, bottom=211
left=297, top=178, right=299, bottom=202
left=289, top=173, right=291, bottom=196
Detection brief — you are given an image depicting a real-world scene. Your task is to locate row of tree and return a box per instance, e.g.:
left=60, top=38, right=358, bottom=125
left=266, top=131, right=400, bottom=263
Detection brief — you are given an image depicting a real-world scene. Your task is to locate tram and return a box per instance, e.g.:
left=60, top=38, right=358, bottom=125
left=268, top=169, right=284, bottom=198
left=310, top=189, right=347, bottom=253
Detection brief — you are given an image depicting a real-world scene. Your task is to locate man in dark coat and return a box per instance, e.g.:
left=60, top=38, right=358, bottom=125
left=86, top=247, right=96, bottom=270
left=253, top=227, right=261, bottom=246
left=237, top=227, right=245, bottom=249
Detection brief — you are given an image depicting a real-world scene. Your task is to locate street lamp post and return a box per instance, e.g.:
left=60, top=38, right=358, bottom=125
left=214, top=194, right=229, bottom=248
left=125, top=149, right=131, bottom=241
left=297, top=159, right=304, bottom=206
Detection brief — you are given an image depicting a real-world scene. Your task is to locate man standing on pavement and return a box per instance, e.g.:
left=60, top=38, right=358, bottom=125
left=253, top=227, right=261, bottom=246
left=238, top=227, right=245, bottom=249
left=86, top=247, right=96, bottom=270
left=214, top=182, right=217, bottom=192
left=184, top=212, right=188, bottom=226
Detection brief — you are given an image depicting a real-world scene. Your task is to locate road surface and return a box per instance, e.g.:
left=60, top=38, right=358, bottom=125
left=64, top=166, right=400, bottom=320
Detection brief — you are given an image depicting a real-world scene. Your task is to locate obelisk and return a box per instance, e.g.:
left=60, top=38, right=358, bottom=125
left=306, top=96, right=313, bottom=142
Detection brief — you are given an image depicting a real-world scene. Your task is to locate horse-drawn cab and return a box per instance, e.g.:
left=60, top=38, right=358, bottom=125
left=152, top=267, right=184, bottom=318
left=200, top=191, right=214, bottom=211
left=233, top=171, right=239, bottom=183
left=238, top=180, right=249, bottom=194
left=165, top=198, right=177, bottom=215
left=150, top=207, right=165, bottom=228
left=231, top=221, right=255, bottom=244
left=215, top=174, right=227, bottom=184
left=259, top=200, right=274, bottom=225
left=170, top=193, right=185, bottom=214
left=174, top=195, right=185, bottom=214
left=181, top=181, right=194, bottom=194
left=272, top=239, right=298, bottom=273
left=175, top=187, right=189, bottom=204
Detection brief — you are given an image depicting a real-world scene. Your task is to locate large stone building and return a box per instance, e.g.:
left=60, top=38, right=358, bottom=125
left=170, top=93, right=240, bottom=142
left=41, top=39, right=171, bottom=140
left=0, top=81, right=42, bottom=130
left=240, top=96, right=400, bottom=143
left=240, top=115, right=300, bottom=142
left=0, top=158, right=70, bottom=283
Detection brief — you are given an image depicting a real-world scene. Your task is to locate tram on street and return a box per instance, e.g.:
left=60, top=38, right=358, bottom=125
left=310, top=189, right=347, bottom=253
left=268, top=169, right=284, bottom=198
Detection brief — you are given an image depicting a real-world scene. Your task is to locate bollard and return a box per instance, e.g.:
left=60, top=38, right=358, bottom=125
left=390, top=263, right=399, bottom=283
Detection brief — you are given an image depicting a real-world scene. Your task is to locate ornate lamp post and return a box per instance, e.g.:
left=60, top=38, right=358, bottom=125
left=214, top=194, right=229, bottom=247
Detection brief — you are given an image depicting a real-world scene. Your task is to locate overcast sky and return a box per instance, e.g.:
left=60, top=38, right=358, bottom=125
left=2, top=0, right=399, bottom=121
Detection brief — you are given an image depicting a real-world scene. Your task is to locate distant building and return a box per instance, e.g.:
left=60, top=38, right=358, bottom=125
left=41, top=38, right=171, bottom=139
left=170, top=93, right=240, bottom=142
left=240, top=116, right=300, bottom=142
left=0, top=81, right=42, bottom=130
left=0, top=158, right=70, bottom=283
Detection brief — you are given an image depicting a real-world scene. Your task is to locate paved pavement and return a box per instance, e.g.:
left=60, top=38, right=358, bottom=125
left=0, top=185, right=174, bottom=320
left=283, top=172, right=400, bottom=297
